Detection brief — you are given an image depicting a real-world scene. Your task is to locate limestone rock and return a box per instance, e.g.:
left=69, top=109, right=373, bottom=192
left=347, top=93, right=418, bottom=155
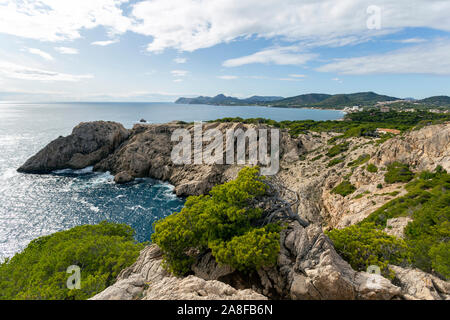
left=18, top=121, right=129, bottom=173
left=390, top=265, right=450, bottom=300
left=374, top=122, right=450, bottom=171
left=384, top=217, right=412, bottom=239
left=190, top=221, right=402, bottom=300
left=114, top=171, right=134, bottom=184
left=90, top=245, right=266, bottom=300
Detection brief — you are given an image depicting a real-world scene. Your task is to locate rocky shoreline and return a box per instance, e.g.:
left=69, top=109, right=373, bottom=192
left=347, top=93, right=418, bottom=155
left=18, top=120, right=450, bottom=300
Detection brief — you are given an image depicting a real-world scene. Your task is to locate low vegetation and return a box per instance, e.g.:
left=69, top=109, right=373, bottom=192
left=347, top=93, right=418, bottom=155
left=326, top=142, right=349, bottom=158
left=212, top=110, right=450, bottom=139
left=327, top=158, right=344, bottom=167
left=347, top=154, right=370, bottom=167
left=384, top=162, right=414, bottom=184
left=329, top=166, right=449, bottom=280
left=327, top=223, right=411, bottom=277
left=366, top=163, right=378, bottom=173
left=331, top=180, right=356, bottom=197
left=152, top=167, right=282, bottom=275
left=0, top=222, right=144, bottom=300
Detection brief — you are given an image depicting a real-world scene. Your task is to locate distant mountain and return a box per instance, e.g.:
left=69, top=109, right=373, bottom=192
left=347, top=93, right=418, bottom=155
left=418, top=96, right=450, bottom=106
left=175, top=91, right=403, bottom=109
left=175, top=94, right=284, bottom=105
left=273, top=93, right=332, bottom=106
left=275, top=92, right=399, bottom=108
left=244, top=95, right=284, bottom=103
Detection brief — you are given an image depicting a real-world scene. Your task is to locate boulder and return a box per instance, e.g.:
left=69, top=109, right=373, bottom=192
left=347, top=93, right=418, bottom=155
left=114, top=171, right=134, bottom=184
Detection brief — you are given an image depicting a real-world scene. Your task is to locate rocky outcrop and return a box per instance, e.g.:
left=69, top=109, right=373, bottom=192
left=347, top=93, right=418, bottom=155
left=90, top=245, right=266, bottom=300
left=190, top=221, right=402, bottom=300
left=89, top=121, right=301, bottom=196
left=390, top=265, right=450, bottom=300
left=18, top=121, right=129, bottom=173
left=18, top=120, right=304, bottom=196
left=94, top=222, right=404, bottom=300
left=373, top=123, right=450, bottom=171
left=278, top=123, right=450, bottom=229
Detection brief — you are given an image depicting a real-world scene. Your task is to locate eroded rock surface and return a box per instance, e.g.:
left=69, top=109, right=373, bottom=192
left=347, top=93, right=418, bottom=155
left=90, top=245, right=266, bottom=300
left=390, top=265, right=450, bottom=300
left=189, top=221, right=402, bottom=300
left=18, top=121, right=129, bottom=173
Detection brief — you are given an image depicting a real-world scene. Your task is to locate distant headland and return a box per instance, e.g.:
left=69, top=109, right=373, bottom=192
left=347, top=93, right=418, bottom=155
left=175, top=92, right=450, bottom=111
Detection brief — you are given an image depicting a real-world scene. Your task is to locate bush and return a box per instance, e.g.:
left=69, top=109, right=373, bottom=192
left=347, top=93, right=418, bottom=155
left=327, top=222, right=412, bottom=277
left=331, top=180, right=356, bottom=197
left=360, top=167, right=449, bottom=279
left=0, top=222, right=144, bottom=300
left=384, top=162, right=414, bottom=184
left=347, top=154, right=370, bottom=167
left=327, top=158, right=344, bottom=167
left=326, top=142, right=349, bottom=158
left=152, top=167, right=281, bottom=275
left=367, top=163, right=378, bottom=173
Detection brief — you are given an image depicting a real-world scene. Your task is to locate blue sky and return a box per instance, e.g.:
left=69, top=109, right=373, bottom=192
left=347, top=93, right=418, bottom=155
left=0, top=0, right=450, bottom=102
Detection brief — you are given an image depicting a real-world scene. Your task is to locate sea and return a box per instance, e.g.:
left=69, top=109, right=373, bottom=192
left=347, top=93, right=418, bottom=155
left=0, top=102, right=344, bottom=260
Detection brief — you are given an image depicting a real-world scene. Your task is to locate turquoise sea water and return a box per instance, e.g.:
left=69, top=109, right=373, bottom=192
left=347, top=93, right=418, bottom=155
left=0, top=102, right=344, bottom=260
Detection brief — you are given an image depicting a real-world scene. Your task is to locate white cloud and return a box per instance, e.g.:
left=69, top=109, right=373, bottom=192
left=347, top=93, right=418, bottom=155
left=332, top=77, right=343, bottom=83
left=0, top=60, right=93, bottom=82
left=173, top=78, right=183, bottom=82
left=130, top=0, right=450, bottom=53
left=289, top=74, right=306, bottom=78
left=171, top=70, right=189, bottom=77
left=277, top=77, right=304, bottom=82
left=55, top=47, right=79, bottom=54
left=91, top=39, right=119, bottom=46
left=174, top=57, right=187, bottom=64
left=26, top=48, right=54, bottom=61
left=394, top=38, right=427, bottom=44
left=0, top=0, right=130, bottom=42
left=223, top=46, right=316, bottom=67
left=317, top=40, right=450, bottom=75
left=217, top=75, right=238, bottom=80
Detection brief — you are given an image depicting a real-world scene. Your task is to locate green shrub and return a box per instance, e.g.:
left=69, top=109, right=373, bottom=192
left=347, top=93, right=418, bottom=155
left=360, top=167, right=449, bottom=279
left=366, top=163, right=378, bottom=173
left=327, top=158, right=344, bottom=167
left=384, top=162, right=414, bottom=184
left=429, top=243, right=450, bottom=279
left=311, top=154, right=323, bottom=161
left=326, top=142, right=349, bottom=158
left=347, top=154, right=370, bottom=167
left=331, top=180, right=356, bottom=197
left=0, top=222, right=144, bottom=300
left=353, top=191, right=370, bottom=200
left=377, top=183, right=383, bottom=189
left=152, top=167, right=281, bottom=275
left=327, top=222, right=412, bottom=277
left=210, top=224, right=280, bottom=272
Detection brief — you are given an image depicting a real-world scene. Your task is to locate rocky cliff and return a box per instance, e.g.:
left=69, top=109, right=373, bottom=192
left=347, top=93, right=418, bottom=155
left=19, top=121, right=450, bottom=300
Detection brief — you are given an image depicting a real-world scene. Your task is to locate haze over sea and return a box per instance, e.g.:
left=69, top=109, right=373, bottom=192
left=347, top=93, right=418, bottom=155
left=0, top=102, right=344, bottom=260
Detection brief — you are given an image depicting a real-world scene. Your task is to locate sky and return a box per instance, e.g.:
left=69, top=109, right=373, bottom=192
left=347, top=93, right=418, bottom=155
left=0, top=0, right=450, bottom=102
